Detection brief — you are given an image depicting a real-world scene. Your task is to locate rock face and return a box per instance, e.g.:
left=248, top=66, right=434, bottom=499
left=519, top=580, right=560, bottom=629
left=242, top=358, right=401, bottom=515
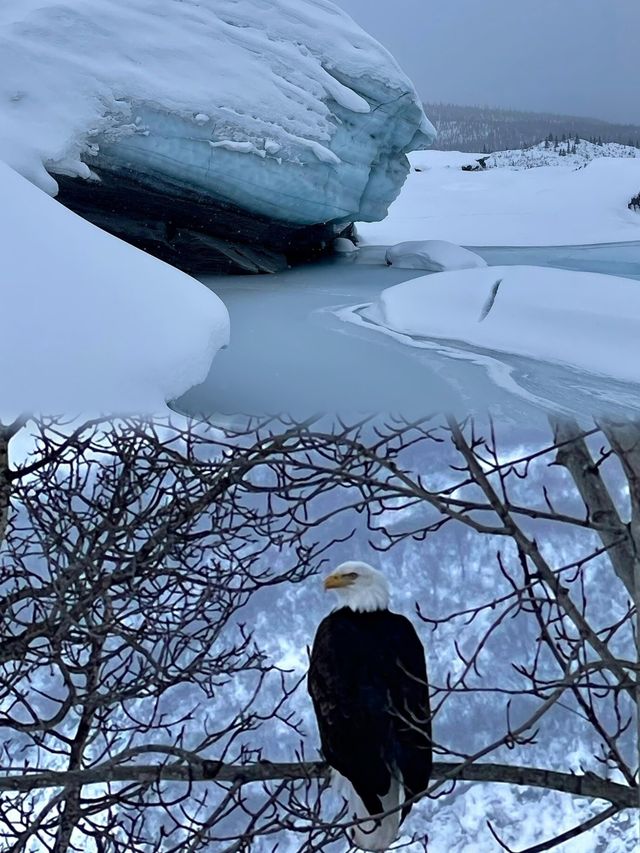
left=1, top=0, right=435, bottom=273
left=54, top=168, right=339, bottom=275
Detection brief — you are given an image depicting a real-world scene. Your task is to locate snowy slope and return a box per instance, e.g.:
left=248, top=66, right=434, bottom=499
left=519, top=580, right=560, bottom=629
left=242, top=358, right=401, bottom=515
left=344, top=266, right=640, bottom=385
left=0, top=163, right=229, bottom=414
left=485, top=138, right=640, bottom=170
left=0, top=0, right=434, bottom=225
left=358, top=153, right=640, bottom=246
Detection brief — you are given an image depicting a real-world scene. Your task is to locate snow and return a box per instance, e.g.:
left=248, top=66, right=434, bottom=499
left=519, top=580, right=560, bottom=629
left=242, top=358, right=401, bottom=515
left=0, top=0, right=434, bottom=225
left=485, top=138, right=640, bottom=170
left=385, top=240, right=487, bottom=271
left=333, top=237, right=358, bottom=254
left=0, top=162, right=229, bottom=414
left=408, top=140, right=640, bottom=174
left=359, top=151, right=640, bottom=246
left=344, top=265, right=640, bottom=385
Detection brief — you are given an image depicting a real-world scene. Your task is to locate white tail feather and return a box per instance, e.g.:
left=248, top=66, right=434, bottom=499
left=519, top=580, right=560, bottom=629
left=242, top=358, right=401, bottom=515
left=333, top=770, right=403, bottom=852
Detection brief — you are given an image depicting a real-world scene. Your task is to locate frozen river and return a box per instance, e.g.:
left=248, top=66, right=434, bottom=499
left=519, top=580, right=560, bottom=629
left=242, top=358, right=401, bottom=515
left=177, top=242, right=640, bottom=423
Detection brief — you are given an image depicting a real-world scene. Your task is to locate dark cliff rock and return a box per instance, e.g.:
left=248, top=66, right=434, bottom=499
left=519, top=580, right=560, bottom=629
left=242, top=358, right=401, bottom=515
left=54, top=167, right=344, bottom=275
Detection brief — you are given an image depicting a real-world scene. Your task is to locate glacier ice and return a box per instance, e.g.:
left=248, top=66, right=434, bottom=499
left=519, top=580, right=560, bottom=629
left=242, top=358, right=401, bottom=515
left=0, top=0, right=435, bottom=271
left=333, top=237, right=359, bottom=254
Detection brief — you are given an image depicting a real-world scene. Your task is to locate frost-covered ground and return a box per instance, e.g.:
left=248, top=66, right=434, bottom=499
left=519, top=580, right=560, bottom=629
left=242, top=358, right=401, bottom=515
left=358, top=150, right=640, bottom=246
left=1, top=0, right=433, bottom=224
left=0, top=162, right=228, bottom=414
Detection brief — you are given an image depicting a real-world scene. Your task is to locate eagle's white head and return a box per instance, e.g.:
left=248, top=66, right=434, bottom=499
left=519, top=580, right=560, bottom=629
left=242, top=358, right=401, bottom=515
left=323, top=561, right=390, bottom=613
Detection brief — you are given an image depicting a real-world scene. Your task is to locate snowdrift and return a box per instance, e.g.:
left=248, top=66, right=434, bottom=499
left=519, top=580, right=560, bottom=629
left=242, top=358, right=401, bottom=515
left=0, top=162, right=229, bottom=414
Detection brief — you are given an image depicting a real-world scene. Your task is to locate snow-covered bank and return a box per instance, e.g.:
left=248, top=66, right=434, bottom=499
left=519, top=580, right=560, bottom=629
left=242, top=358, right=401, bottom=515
left=1, top=0, right=434, bottom=272
left=345, top=265, right=640, bottom=385
left=0, top=163, right=229, bottom=414
left=359, top=153, right=640, bottom=247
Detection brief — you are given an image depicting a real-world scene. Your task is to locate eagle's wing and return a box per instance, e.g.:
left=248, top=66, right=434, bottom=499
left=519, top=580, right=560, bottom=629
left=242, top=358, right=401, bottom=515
left=385, top=615, right=432, bottom=819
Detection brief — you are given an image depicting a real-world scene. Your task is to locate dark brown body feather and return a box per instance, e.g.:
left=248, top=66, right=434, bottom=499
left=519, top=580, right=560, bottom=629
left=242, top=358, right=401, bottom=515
left=308, top=607, right=432, bottom=819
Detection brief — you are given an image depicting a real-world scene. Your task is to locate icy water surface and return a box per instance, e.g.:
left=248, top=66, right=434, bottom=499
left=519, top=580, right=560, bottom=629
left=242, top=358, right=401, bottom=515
left=177, top=242, right=640, bottom=422
left=476, top=241, right=640, bottom=281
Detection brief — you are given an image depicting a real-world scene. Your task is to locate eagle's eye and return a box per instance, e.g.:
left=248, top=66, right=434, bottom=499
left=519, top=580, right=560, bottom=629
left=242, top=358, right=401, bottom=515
left=345, top=572, right=359, bottom=580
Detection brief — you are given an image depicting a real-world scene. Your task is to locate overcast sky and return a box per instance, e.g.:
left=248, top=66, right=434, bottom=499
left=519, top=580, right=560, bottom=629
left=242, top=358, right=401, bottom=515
left=336, top=0, right=640, bottom=125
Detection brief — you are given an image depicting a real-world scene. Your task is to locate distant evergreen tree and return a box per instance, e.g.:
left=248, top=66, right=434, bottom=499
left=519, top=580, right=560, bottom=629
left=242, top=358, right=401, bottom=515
left=421, top=102, right=640, bottom=153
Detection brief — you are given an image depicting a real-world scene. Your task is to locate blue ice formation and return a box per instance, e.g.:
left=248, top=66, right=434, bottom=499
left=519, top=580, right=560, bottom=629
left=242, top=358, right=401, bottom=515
left=1, top=0, right=435, bottom=226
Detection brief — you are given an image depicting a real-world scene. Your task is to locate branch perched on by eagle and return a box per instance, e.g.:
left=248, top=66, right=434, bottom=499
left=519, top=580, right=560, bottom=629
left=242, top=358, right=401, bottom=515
left=0, top=760, right=635, bottom=810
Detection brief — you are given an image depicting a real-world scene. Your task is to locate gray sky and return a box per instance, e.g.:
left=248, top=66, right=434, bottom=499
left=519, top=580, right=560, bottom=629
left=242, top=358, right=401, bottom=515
left=336, top=0, right=640, bottom=125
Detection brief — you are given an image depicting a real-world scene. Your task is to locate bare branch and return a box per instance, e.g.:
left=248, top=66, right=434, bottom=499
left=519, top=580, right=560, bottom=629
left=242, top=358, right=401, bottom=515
left=0, top=760, right=635, bottom=809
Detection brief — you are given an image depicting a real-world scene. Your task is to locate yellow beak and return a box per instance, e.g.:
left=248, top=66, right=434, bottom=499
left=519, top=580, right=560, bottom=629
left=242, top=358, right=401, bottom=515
left=324, top=573, right=351, bottom=590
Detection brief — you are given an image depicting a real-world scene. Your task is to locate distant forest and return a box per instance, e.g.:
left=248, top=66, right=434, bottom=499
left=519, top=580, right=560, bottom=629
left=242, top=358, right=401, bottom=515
left=424, top=102, right=640, bottom=152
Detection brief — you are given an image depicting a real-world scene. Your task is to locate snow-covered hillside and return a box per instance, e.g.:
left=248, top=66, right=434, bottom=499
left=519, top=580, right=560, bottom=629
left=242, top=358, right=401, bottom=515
left=0, top=0, right=434, bottom=272
left=423, top=102, right=640, bottom=154
left=484, top=138, right=640, bottom=170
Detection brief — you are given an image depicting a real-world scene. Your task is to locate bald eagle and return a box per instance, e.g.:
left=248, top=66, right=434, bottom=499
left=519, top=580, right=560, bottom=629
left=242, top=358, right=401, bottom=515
left=307, top=562, right=432, bottom=852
